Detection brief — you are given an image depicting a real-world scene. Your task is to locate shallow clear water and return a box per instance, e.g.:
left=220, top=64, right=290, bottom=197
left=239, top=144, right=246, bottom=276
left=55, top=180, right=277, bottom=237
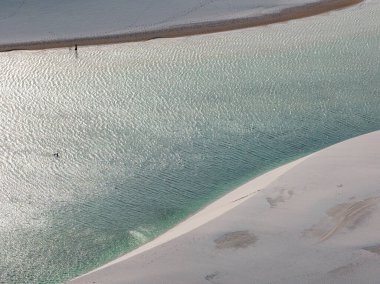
left=1, top=2, right=380, bottom=283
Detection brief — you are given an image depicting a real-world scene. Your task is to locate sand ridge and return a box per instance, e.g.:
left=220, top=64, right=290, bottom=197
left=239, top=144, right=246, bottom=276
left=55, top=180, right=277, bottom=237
left=70, top=131, right=380, bottom=283
left=0, top=0, right=363, bottom=52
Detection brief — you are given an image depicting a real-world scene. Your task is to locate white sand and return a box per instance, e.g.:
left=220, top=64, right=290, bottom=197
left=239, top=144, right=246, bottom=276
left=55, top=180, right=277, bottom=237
left=70, top=130, right=380, bottom=283
left=0, top=0, right=363, bottom=52
left=0, top=0, right=320, bottom=44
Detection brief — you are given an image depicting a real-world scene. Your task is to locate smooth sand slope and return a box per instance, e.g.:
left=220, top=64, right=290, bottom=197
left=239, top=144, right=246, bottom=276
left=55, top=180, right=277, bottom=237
left=0, top=0, right=362, bottom=51
left=70, top=131, right=380, bottom=283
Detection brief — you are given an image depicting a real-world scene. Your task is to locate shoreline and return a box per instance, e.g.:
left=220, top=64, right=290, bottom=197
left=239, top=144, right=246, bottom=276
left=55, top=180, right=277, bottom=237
left=70, top=130, right=380, bottom=283
left=70, top=153, right=312, bottom=281
left=0, top=0, right=362, bottom=52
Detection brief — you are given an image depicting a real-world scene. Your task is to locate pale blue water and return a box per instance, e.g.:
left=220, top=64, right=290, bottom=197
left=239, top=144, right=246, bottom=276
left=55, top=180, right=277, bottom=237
left=0, top=2, right=380, bottom=283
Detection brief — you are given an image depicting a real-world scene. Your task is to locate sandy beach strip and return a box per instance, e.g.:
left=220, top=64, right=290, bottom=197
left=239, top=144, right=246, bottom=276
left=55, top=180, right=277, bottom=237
left=69, top=130, right=380, bottom=283
left=0, top=0, right=362, bottom=52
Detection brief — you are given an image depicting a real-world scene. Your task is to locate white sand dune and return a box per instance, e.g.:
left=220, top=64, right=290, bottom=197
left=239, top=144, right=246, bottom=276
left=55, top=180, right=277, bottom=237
left=70, top=130, right=380, bottom=283
left=0, top=0, right=361, bottom=51
left=0, top=0, right=319, bottom=43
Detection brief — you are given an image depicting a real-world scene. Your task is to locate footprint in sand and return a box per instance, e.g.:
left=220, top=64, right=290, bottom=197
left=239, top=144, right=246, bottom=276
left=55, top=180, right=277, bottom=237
left=266, top=188, right=294, bottom=208
left=304, top=196, right=380, bottom=242
left=214, top=230, right=257, bottom=249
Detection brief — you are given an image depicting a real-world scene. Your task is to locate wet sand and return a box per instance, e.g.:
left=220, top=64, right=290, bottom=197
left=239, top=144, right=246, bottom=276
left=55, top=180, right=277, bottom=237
left=0, top=0, right=362, bottom=52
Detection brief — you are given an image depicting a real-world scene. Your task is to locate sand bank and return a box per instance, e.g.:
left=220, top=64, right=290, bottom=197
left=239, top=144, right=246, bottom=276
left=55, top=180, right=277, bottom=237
left=0, top=0, right=362, bottom=52
left=70, top=130, right=380, bottom=283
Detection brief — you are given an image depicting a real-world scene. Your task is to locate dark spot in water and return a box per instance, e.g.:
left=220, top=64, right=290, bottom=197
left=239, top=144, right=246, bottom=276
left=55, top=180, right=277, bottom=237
left=214, top=230, right=257, bottom=249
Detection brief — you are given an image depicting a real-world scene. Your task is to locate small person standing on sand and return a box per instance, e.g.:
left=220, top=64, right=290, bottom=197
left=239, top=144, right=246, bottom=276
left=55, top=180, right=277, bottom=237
left=74, top=44, right=78, bottom=58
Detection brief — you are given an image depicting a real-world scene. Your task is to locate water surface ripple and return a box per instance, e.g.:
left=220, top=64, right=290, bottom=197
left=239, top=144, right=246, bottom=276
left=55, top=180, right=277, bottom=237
left=1, top=3, right=380, bottom=283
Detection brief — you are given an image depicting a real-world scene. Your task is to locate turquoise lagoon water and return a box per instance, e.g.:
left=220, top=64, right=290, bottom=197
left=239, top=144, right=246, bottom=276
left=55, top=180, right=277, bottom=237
left=1, top=3, right=380, bottom=283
